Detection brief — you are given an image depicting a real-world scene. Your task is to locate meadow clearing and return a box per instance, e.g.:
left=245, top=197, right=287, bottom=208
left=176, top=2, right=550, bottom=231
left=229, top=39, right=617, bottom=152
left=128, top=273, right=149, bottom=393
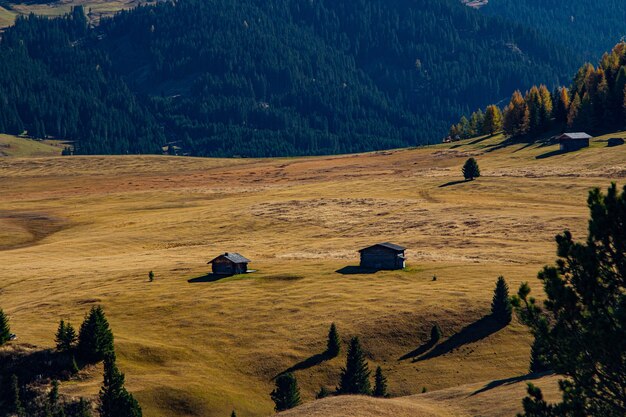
left=1, top=133, right=625, bottom=416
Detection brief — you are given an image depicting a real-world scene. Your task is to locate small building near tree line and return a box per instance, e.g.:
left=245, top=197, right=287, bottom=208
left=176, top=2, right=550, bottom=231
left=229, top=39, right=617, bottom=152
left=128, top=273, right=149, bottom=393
left=557, top=132, right=591, bottom=152
left=359, top=242, right=406, bottom=270
left=208, top=252, right=251, bottom=275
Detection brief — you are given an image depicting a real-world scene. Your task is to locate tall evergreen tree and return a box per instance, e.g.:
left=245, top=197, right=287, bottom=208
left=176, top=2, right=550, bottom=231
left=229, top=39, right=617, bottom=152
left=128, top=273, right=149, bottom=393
left=270, top=373, right=301, bottom=412
left=98, top=354, right=142, bottom=417
left=56, top=320, right=77, bottom=352
left=77, top=306, right=114, bottom=362
left=373, top=366, right=389, bottom=398
left=491, top=276, right=512, bottom=325
left=326, top=323, right=341, bottom=358
left=529, top=333, right=551, bottom=374
left=0, top=308, right=10, bottom=345
left=337, top=337, right=371, bottom=395
left=462, top=158, right=481, bottom=181
left=553, top=87, right=570, bottom=126
left=513, top=184, right=626, bottom=417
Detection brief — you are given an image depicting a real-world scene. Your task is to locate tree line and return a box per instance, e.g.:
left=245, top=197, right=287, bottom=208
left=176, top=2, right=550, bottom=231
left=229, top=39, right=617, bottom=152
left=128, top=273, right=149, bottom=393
left=0, top=0, right=579, bottom=156
left=449, top=42, right=626, bottom=140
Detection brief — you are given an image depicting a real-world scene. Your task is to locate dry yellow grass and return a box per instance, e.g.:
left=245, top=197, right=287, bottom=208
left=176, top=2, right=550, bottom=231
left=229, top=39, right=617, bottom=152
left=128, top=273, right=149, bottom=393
left=1, top=133, right=624, bottom=416
left=281, top=374, right=562, bottom=417
left=0, top=134, right=65, bottom=158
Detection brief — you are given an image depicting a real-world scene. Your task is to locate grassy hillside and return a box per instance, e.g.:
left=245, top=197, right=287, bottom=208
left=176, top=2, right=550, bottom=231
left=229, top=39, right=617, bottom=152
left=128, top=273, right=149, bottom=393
left=0, top=134, right=65, bottom=157
left=1, top=133, right=625, bottom=416
left=280, top=374, right=562, bottom=417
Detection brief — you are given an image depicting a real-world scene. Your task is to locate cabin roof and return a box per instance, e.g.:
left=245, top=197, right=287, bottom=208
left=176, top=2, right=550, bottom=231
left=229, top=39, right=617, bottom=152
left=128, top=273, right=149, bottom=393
left=359, top=242, right=406, bottom=253
left=208, top=252, right=251, bottom=264
left=558, top=132, right=592, bottom=140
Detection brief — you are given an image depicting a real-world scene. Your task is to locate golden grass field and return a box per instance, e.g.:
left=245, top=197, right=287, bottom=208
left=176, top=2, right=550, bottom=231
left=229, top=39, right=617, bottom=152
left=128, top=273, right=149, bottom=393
left=1, top=132, right=625, bottom=416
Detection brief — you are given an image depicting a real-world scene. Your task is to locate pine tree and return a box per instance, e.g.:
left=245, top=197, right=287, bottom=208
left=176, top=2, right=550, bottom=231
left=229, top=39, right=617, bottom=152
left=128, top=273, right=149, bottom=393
left=373, top=366, right=389, bottom=398
left=48, top=379, right=67, bottom=417
left=513, top=184, right=626, bottom=416
left=0, top=308, right=10, bottom=345
left=270, top=373, right=301, bottom=411
left=469, top=109, right=485, bottom=137
left=337, top=337, right=371, bottom=395
left=326, top=323, right=341, bottom=358
left=482, top=105, right=503, bottom=136
left=78, top=306, right=114, bottom=362
left=56, top=320, right=77, bottom=352
left=98, top=354, right=142, bottom=417
left=148, top=271, right=154, bottom=282
left=491, top=276, right=512, bottom=325
left=553, top=87, right=570, bottom=126
left=430, top=324, right=442, bottom=343
left=230, top=411, right=237, bottom=417
left=10, top=374, right=26, bottom=417
left=462, top=158, right=480, bottom=181
left=529, top=333, right=550, bottom=374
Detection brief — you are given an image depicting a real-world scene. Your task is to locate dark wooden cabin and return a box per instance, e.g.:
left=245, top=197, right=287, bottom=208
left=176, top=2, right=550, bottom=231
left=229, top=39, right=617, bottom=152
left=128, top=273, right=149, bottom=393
left=208, top=252, right=251, bottom=275
left=359, top=242, right=406, bottom=270
left=557, top=133, right=591, bottom=152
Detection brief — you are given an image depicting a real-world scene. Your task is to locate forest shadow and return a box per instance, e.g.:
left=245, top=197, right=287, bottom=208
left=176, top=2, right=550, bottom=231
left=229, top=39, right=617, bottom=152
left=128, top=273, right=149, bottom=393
left=439, top=179, right=469, bottom=188
left=415, top=315, right=506, bottom=362
left=187, top=273, right=232, bottom=283
left=470, top=372, right=552, bottom=396
left=336, top=266, right=379, bottom=275
left=399, top=338, right=437, bottom=361
left=274, top=352, right=330, bottom=379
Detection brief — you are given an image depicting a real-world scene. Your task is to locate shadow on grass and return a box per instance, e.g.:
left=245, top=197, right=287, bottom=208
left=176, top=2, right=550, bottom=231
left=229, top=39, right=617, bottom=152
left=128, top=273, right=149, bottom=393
left=415, top=315, right=506, bottom=362
left=187, top=273, right=232, bottom=283
left=274, top=352, right=331, bottom=380
left=535, top=149, right=565, bottom=159
left=336, top=266, right=379, bottom=275
left=399, top=338, right=437, bottom=361
left=439, top=179, right=469, bottom=188
left=470, top=372, right=553, bottom=396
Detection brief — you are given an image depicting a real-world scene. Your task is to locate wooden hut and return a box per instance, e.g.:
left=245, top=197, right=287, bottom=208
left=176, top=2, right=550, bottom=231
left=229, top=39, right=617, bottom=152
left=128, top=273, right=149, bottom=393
left=557, top=133, right=591, bottom=152
left=208, top=252, right=251, bottom=275
left=359, top=243, right=406, bottom=270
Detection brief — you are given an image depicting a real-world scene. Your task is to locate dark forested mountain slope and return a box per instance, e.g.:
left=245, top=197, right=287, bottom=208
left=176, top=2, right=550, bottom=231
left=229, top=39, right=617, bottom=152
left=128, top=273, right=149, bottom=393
left=0, top=0, right=580, bottom=156
left=482, top=0, right=626, bottom=62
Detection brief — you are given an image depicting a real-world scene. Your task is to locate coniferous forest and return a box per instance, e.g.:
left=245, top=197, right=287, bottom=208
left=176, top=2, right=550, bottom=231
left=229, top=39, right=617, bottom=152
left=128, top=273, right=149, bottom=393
left=482, top=0, right=626, bottom=61
left=0, top=0, right=585, bottom=157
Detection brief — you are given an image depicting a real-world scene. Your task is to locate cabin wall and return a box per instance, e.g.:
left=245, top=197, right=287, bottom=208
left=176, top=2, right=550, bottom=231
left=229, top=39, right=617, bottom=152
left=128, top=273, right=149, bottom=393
left=360, top=248, right=404, bottom=270
left=212, top=259, right=247, bottom=275
left=560, top=139, right=589, bottom=152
